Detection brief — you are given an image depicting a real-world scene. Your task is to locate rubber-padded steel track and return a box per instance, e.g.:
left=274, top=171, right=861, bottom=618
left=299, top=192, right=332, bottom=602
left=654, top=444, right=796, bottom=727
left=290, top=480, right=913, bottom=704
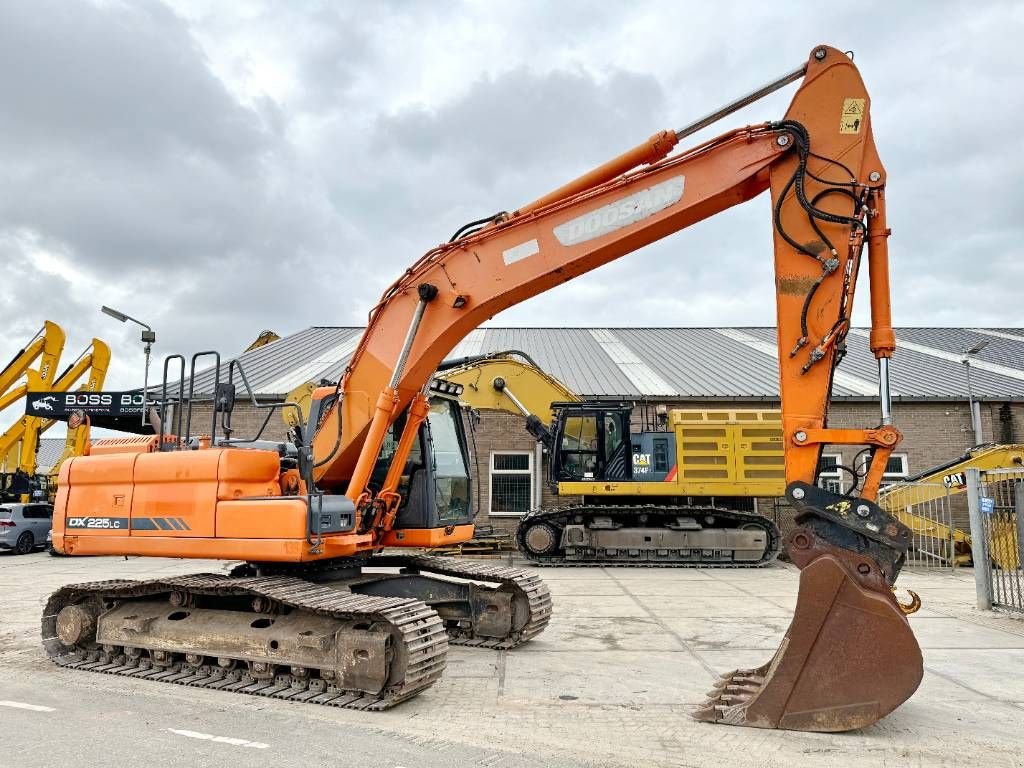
left=41, top=574, right=448, bottom=710
left=516, top=504, right=781, bottom=567
left=373, top=554, right=553, bottom=648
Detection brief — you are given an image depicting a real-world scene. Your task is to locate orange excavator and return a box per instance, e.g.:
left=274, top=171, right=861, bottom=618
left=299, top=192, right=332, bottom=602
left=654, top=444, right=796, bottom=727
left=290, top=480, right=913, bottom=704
left=45, top=45, right=922, bottom=731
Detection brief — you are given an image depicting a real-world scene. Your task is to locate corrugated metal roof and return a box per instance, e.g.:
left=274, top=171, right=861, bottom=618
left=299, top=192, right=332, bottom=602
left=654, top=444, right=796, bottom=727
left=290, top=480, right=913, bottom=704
left=33, top=438, right=68, bottom=474
left=175, top=326, right=1024, bottom=401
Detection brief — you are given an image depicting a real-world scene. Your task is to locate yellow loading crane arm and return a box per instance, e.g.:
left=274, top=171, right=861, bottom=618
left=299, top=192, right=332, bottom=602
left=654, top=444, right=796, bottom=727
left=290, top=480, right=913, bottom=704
left=44, top=344, right=114, bottom=491
left=0, top=321, right=66, bottom=413
left=0, top=339, right=111, bottom=483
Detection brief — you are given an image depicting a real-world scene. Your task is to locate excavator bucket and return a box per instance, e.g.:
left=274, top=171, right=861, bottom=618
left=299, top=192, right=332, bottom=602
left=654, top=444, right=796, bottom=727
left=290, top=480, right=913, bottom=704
left=694, top=526, right=923, bottom=732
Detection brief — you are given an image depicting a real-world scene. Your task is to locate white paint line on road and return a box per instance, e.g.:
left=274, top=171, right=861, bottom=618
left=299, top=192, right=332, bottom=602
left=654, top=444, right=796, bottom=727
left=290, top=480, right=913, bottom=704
left=0, top=700, right=56, bottom=712
left=168, top=728, right=269, bottom=749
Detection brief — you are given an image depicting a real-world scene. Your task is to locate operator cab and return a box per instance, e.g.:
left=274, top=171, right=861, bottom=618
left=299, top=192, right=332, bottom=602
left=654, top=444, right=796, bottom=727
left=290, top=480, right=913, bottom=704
left=550, top=403, right=633, bottom=486
left=307, top=382, right=475, bottom=531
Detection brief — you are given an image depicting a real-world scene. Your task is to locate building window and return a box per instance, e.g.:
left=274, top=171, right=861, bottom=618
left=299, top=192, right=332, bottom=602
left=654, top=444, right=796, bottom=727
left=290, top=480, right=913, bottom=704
left=489, top=451, right=534, bottom=517
left=857, top=452, right=910, bottom=486
left=817, top=453, right=845, bottom=494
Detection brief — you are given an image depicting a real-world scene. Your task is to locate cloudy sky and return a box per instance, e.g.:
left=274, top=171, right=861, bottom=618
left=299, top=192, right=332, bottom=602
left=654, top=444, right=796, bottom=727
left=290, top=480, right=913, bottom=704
left=1, top=0, right=1022, bottom=400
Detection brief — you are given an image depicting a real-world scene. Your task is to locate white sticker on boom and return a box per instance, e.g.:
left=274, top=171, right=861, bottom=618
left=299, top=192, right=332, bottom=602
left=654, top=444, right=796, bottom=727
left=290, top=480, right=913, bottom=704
left=502, top=238, right=540, bottom=266
left=553, top=176, right=684, bottom=246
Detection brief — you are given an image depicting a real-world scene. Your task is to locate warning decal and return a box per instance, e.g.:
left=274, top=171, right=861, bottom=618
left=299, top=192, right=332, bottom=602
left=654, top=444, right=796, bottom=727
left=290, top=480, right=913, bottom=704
left=839, top=98, right=866, bottom=134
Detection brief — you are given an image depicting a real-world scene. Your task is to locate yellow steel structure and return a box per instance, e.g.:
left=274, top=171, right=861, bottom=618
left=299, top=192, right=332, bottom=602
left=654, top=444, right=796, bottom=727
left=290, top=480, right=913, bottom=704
left=0, top=321, right=66, bottom=414
left=440, top=355, right=578, bottom=423
left=0, top=338, right=111, bottom=499
left=879, top=444, right=1024, bottom=567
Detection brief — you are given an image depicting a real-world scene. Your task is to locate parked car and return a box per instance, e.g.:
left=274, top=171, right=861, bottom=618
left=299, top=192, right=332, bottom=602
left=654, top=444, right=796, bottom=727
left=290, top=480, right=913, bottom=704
left=0, top=503, right=53, bottom=554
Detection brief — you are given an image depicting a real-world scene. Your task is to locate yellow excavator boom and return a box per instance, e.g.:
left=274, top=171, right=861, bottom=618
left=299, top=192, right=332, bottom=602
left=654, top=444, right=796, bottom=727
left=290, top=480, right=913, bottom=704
left=0, top=321, right=66, bottom=414
left=0, top=339, right=111, bottom=494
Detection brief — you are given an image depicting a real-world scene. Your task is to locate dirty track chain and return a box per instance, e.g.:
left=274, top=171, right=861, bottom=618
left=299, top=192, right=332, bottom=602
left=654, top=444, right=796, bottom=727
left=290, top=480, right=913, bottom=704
left=41, top=573, right=448, bottom=711
left=372, top=554, right=553, bottom=649
left=516, top=504, right=782, bottom=568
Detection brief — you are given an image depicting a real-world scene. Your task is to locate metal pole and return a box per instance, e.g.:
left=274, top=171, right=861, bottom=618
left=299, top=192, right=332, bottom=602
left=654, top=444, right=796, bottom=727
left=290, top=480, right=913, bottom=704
left=142, top=342, right=151, bottom=427
left=1015, top=481, right=1024, bottom=579
left=534, top=442, right=544, bottom=511
left=964, top=359, right=980, bottom=446
left=674, top=63, right=808, bottom=141
left=966, top=468, right=993, bottom=610
left=946, top=485, right=956, bottom=570
left=878, top=358, right=893, bottom=426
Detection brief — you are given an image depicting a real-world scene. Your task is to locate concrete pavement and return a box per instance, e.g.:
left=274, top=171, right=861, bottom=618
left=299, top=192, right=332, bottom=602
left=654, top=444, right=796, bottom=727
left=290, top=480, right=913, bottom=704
left=1, top=551, right=1022, bottom=767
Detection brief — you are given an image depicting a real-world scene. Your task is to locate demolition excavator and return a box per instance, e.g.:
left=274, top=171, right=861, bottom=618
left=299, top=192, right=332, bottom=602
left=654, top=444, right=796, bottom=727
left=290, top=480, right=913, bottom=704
left=439, top=351, right=786, bottom=565
left=45, top=45, right=923, bottom=732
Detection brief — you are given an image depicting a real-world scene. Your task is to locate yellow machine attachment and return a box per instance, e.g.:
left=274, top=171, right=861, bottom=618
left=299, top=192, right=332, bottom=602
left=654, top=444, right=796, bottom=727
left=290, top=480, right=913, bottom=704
left=439, top=351, right=579, bottom=423
left=879, top=444, right=1024, bottom=568
left=0, top=321, right=66, bottom=413
left=0, top=338, right=111, bottom=501
left=245, top=330, right=281, bottom=351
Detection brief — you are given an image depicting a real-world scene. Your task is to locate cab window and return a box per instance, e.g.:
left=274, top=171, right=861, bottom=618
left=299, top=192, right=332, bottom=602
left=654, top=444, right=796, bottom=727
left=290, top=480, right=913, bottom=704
left=559, top=413, right=600, bottom=479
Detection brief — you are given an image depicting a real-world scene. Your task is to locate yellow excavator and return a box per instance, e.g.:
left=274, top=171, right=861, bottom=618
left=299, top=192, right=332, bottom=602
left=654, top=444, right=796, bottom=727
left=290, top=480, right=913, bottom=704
left=0, top=338, right=111, bottom=501
left=0, top=322, right=67, bottom=500
left=439, top=351, right=787, bottom=565
left=879, top=444, right=1024, bottom=568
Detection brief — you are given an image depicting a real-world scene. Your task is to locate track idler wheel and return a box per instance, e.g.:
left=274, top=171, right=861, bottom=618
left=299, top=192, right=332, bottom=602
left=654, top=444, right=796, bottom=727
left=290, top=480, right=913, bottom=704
left=522, top=522, right=560, bottom=556
left=693, top=528, right=923, bottom=732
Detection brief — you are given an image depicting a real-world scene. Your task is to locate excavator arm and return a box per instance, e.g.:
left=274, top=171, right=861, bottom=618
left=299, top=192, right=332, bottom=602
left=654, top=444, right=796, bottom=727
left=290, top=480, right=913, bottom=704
left=308, top=45, right=922, bottom=731
left=315, top=46, right=897, bottom=508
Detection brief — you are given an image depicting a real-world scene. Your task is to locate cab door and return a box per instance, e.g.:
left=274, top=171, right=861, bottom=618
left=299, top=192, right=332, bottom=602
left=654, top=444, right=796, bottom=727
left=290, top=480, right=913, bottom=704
left=552, top=407, right=631, bottom=482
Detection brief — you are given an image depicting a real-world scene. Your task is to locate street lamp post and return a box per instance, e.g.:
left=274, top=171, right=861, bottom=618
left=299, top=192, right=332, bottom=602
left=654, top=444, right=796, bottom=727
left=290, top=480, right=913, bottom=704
left=961, top=339, right=989, bottom=446
left=101, top=306, right=156, bottom=427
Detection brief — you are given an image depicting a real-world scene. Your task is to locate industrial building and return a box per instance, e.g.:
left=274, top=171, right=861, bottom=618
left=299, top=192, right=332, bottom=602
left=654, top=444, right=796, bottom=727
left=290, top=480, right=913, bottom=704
left=178, top=325, right=1024, bottom=532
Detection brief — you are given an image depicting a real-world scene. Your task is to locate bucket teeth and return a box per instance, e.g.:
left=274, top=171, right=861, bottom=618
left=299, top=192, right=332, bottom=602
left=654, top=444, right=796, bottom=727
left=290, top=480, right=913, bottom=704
left=691, top=703, right=722, bottom=722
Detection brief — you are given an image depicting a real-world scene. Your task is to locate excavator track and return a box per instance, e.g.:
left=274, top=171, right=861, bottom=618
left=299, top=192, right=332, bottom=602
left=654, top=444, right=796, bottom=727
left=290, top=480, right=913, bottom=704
left=229, top=553, right=552, bottom=650
left=41, top=573, right=448, bottom=711
left=372, top=554, right=553, bottom=648
left=516, top=504, right=781, bottom=567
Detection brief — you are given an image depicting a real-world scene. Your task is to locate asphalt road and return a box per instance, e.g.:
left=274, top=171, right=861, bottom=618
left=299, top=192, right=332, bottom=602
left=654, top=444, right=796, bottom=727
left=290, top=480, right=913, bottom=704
left=0, top=672, right=586, bottom=768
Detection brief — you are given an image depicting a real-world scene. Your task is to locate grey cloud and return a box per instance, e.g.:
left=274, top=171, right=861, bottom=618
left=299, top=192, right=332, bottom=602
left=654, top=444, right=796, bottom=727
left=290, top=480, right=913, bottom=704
left=374, top=67, right=665, bottom=188
left=0, top=0, right=264, bottom=164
